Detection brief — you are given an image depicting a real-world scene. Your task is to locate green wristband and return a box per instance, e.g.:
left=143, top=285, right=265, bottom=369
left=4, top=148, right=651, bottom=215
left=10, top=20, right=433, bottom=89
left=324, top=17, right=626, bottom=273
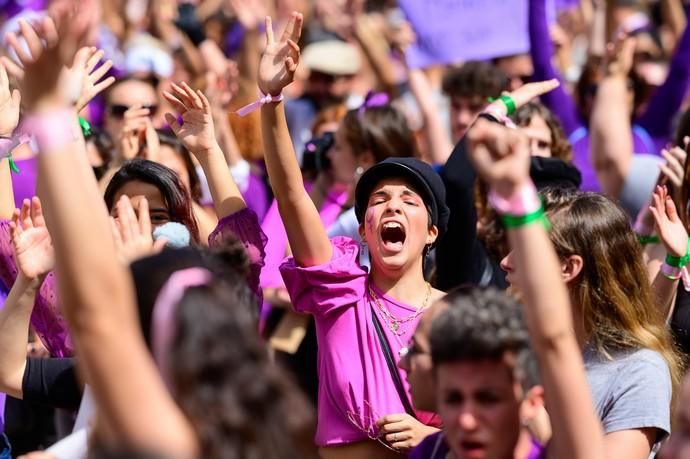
left=8, top=155, right=19, bottom=174
left=665, top=253, right=690, bottom=268
left=78, top=116, right=92, bottom=138
left=499, top=95, right=516, bottom=115
left=500, top=207, right=551, bottom=230
left=637, top=234, right=660, bottom=245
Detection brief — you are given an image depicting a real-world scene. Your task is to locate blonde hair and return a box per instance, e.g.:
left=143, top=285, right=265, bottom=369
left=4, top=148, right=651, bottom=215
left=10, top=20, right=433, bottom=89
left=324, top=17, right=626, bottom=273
left=543, top=189, right=684, bottom=397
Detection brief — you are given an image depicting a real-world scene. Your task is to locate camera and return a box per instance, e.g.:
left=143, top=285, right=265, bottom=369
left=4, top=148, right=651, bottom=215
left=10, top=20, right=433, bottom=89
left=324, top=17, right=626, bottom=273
left=302, top=131, right=334, bottom=173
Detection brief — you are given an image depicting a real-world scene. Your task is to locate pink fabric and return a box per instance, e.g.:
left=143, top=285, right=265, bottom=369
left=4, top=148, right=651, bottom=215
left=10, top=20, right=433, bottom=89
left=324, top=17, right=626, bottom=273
left=260, top=187, right=348, bottom=290
left=280, top=237, right=440, bottom=446
left=0, top=221, right=72, bottom=357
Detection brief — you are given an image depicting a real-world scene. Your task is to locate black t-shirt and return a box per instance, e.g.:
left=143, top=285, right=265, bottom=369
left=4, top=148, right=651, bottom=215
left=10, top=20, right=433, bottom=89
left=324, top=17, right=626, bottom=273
left=21, top=358, right=81, bottom=411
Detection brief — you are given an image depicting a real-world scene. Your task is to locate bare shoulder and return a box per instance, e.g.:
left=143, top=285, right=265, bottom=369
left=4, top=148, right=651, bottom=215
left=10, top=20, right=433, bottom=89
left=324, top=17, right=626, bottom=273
left=430, top=288, right=446, bottom=302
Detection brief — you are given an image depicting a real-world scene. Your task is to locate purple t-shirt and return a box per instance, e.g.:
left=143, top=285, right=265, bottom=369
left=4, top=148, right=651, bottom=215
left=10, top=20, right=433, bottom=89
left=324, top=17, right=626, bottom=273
left=280, top=237, right=439, bottom=446
left=409, top=431, right=546, bottom=459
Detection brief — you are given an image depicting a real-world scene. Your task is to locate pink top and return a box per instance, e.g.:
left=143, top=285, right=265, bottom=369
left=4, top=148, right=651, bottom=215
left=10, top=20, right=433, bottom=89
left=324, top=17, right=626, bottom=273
left=280, top=237, right=440, bottom=446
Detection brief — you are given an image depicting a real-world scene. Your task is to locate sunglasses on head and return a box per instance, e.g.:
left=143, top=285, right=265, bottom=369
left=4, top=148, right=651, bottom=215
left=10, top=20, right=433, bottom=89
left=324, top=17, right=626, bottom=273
left=108, top=104, right=159, bottom=119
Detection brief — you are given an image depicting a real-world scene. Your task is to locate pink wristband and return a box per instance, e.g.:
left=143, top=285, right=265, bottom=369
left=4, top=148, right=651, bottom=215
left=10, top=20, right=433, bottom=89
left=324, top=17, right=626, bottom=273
left=661, top=262, right=682, bottom=280
left=234, top=92, right=284, bottom=117
left=22, top=109, right=81, bottom=152
left=481, top=109, right=517, bottom=129
left=0, top=138, right=11, bottom=157
left=488, top=182, right=541, bottom=216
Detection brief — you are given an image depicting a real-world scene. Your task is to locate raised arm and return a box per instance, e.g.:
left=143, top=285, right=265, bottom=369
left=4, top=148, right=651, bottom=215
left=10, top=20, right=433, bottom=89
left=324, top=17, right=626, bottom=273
left=258, top=13, right=333, bottom=267
left=0, top=62, right=20, bottom=220
left=528, top=0, right=582, bottom=136
left=15, top=9, right=197, bottom=457
left=0, top=198, right=53, bottom=398
left=467, top=119, right=605, bottom=459
left=636, top=4, right=690, bottom=141
left=163, top=82, right=246, bottom=219
left=590, top=36, right=635, bottom=198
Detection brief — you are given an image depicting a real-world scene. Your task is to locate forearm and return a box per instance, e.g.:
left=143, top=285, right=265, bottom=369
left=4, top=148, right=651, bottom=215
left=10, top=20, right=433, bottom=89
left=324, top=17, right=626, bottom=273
left=408, top=68, right=452, bottom=165
left=195, top=144, right=246, bottom=219
left=651, top=270, right=679, bottom=321
left=354, top=16, right=397, bottom=94
left=590, top=74, right=632, bottom=197
left=661, top=0, right=686, bottom=46
left=507, top=221, right=604, bottom=459
left=260, top=102, right=332, bottom=266
left=0, top=155, right=15, bottom=220
left=0, top=273, right=40, bottom=398
left=36, top=111, right=197, bottom=458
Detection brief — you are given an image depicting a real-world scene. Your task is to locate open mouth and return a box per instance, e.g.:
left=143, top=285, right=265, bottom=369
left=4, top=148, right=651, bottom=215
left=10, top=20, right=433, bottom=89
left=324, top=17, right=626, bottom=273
left=460, top=441, right=486, bottom=459
left=380, top=221, right=406, bottom=252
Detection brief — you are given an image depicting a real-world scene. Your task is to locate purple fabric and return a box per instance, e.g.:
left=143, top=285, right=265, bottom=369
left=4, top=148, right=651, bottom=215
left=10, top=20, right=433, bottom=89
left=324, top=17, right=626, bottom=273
left=208, top=207, right=267, bottom=305
left=0, top=0, right=45, bottom=18
left=409, top=432, right=545, bottom=459
left=241, top=173, right=269, bottom=223
left=0, top=221, right=73, bottom=357
left=11, top=156, right=39, bottom=210
left=0, top=209, right=266, bottom=358
left=0, top=282, right=6, bottom=434
left=280, top=237, right=440, bottom=446
left=529, top=0, right=690, bottom=191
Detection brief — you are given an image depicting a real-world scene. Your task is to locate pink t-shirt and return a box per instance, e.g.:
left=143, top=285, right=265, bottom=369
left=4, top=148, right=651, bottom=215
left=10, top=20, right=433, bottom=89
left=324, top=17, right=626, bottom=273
left=280, top=237, right=440, bottom=446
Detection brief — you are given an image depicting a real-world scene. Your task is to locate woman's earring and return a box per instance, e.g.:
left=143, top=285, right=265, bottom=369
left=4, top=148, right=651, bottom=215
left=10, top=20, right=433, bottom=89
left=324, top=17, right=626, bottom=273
left=359, top=240, right=370, bottom=272
left=354, top=166, right=364, bottom=181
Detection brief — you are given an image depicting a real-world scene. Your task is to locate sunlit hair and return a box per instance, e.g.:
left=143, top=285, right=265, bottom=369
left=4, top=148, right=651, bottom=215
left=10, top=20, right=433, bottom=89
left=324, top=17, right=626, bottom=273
left=511, top=101, right=572, bottom=163
left=311, top=104, right=348, bottom=135
left=542, top=188, right=683, bottom=395
left=341, top=103, right=417, bottom=162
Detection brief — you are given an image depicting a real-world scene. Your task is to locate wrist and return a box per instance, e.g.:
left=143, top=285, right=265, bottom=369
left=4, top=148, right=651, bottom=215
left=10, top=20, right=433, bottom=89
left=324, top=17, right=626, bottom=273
left=489, top=180, right=536, bottom=206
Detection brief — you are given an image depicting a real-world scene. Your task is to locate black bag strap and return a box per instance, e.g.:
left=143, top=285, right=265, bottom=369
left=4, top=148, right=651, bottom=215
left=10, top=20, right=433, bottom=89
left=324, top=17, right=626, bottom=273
left=370, top=307, right=418, bottom=419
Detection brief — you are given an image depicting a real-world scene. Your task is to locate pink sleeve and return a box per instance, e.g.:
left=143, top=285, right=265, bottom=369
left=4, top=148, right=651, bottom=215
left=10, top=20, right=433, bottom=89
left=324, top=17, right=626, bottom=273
left=279, top=237, right=367, bottom=316
left=208, top=208, right=267, bottom=304
left=0, top=221, right=73, bottom=357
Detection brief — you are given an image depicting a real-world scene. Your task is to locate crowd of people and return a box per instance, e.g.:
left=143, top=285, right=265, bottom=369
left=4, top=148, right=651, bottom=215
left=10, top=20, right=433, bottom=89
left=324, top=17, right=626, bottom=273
left=2, top=0, right=690, bottom=458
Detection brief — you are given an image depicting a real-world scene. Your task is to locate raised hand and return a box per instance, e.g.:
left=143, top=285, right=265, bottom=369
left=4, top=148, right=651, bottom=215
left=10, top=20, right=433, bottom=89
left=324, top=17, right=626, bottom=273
left=9, top=197, right=55, bottom=280
left=649, top=185, right=688, bottom=258
left=227, top=0, right=267, bottom=31
left=257, top=12, right=303, bottom=96
left=467, top=118, right=531, bottom=197
left=117, top=105, right=152, bottom=162
left=70, top=47, right=116, bottom=113
left=0, top=63, right=21, bottom=137
left=110, top=195, right=167, bottom=264
left=163, top=82, right=218, bottom=155
left=6, top=2, right=95, bottom=112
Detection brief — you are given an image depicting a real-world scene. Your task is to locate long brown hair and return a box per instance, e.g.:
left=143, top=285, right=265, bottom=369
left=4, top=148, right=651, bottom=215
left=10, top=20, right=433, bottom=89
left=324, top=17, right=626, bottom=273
left=542, top=189, right=683, bottom=394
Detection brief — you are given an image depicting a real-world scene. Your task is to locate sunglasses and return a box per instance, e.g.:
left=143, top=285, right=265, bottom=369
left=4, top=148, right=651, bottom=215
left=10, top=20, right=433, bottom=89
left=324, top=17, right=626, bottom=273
left=107, top=104, right=159, bottom=119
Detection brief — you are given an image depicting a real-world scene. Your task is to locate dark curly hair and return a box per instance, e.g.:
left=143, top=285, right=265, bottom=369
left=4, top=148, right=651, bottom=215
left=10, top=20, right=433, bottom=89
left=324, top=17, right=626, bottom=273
left=511, top=101, right=572, bottom=163
left=430, top=286, right=530, bottom=366
left=442, top=61, right=508, bottom=100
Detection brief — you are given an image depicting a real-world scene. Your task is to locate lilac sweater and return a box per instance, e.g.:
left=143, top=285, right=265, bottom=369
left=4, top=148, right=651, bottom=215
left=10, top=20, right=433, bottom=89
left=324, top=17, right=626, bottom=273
left=529, top=0, right=690, bottom=191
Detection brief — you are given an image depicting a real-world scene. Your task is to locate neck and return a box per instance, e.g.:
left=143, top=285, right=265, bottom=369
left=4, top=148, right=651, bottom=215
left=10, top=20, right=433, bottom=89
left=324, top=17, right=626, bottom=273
left=369, top=259, right=428, bottom=307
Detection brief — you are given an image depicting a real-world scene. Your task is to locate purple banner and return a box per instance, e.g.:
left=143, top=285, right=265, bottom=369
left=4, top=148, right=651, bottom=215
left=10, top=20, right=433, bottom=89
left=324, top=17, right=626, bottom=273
left=401, top=0, right=530, bottom=68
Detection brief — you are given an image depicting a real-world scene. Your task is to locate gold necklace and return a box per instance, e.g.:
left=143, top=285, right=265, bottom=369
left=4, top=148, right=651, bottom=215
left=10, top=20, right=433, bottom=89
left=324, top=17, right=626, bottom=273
left=368, top=282, right=431, bottom=337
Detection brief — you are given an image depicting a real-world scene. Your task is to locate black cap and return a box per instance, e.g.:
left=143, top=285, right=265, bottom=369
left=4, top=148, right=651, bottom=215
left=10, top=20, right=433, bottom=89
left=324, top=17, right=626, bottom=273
left=355, top=157, right=450, bottom=241
left=530, top=156, right=582, bottom=190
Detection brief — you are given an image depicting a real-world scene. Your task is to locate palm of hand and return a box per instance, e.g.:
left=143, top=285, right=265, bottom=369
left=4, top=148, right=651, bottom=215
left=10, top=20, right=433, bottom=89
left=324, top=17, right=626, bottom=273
left=660, top=219, right=688, bottom=258
left=0, top=86, right=19, bottom=137
left=14, top=226, right=54, bottom=279
left=258, top=42, right=293, bottom=96
left=177, top=109, right=215, bottom=153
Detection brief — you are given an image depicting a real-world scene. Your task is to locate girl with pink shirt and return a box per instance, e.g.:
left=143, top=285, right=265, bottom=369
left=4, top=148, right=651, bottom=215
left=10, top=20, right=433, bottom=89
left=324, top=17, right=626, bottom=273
left=257, top=13, right=448, bottom=458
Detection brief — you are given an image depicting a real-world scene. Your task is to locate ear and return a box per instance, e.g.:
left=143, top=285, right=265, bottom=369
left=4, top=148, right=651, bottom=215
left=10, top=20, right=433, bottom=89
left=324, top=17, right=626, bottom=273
left=560, top=254, right=583, bottom=284
left=358, top=151, right=376, bottom=169
left=358, top=222, right=366, bottom=240
left=426, top=224, right=439, bottom=246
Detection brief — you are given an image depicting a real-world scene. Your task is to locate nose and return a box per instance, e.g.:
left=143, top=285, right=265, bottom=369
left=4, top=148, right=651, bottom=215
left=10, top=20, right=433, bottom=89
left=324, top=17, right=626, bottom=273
left=457, top=408, right=479, bottom=431
left=457, top=108, right=473, bottom=128
left=500, top=251, right=514, bottom=273
left=384, top=198, right=403, bottom=214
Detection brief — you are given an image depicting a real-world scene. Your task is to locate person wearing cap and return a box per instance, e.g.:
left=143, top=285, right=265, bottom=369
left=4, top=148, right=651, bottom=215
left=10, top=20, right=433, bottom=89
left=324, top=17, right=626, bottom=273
left=257, top=13, right=447, bottom=457
left=285, top=39, right=361, bottom=160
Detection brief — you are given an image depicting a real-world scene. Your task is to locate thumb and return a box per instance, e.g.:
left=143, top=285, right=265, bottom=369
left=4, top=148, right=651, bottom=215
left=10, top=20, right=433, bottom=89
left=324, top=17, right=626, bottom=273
left=164, top=113, right=181, bottom=135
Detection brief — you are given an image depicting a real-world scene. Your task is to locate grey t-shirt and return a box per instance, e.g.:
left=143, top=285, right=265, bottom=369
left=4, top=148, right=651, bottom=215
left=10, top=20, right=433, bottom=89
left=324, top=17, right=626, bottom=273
left=584, top=346, right=671, bottom=452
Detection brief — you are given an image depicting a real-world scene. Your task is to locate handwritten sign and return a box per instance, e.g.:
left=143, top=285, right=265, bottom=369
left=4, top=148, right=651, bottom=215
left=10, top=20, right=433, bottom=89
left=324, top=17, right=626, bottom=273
left=400, top=0, right=530, bottom=68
